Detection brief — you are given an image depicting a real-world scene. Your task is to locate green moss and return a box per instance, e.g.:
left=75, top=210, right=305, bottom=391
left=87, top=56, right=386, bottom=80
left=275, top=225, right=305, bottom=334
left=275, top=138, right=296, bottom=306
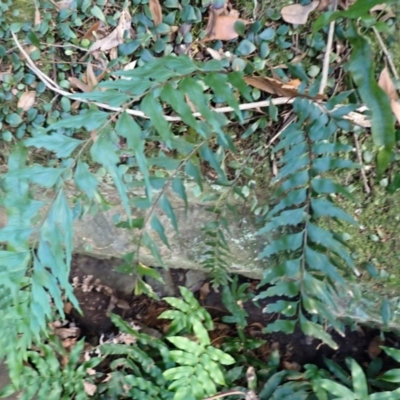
left=7, top=0, right=35, bottom=22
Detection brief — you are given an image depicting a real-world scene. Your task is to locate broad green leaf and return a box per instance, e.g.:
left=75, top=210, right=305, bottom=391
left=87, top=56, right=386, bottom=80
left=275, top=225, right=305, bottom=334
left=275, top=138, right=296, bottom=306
left=305, top=247, right=345, bottom=285
left=259, top=232, right=303, bottom=258
left=313, top=0, right=398, bottom=32
left=267, top=188, right=307, bottom=217
left=160, top=194, right=178, bottom=232
left=141, top=94, right=173, bottom=148
left=160, top=84, right=208, bottom=138
left=324, top=358, right=351, bottom=386
left=264, top=300, right=298, bottom=317
left=318, top=379, right=357, bottom=399
left=259, top=371, right=288, bottom=400
left=200, top=353, right=226, bottom=386
left=379, top=369, right=400, bottom=383
left=204, top=73, right=241, bottom=120
left=116, top=111, right=152, bottom=199
left=185, top=159, right=203, bottom=190
left=74, top=90, right=131, bottom=107
left=370, top=389, right=400, bottom=400
left=195, top=364, right=217, bottom=396
left=46, top=109, right=109, bottom=131
left=206, top=346, right=235, bottom=365
left=264, top=319, right=296, bottom=334
left=150, top=215, right=170, bottom=247
left=199, top=145, right=226, bottom=178
left=192, top=319, right=210, bottom=346
left=163, top=366, right=193, bottom=381
left=347, top=23, right=395, bottom=173
left=311, top=198, right=357, bottom=225
left=299, top=314, right=337, bottom=349
left=258, top=281, right=299, bottom=299
left=7, top=165, right=65, bottom=188
left=259, top=208, right=305, bottom=233
left=350, top=359, right=369, bottom=398
left=90, top=132, right=131, bottom=218
left=74, top=160, right=98, bottom=198
left=172, top=177, right=188, bottom=212
left=179, top=77, right=227, bottom=140
left=169, top=350, right=199, bottom=366
left=24, top=134, right=83, bottom=158
left=382, top=346, right=400, bottom=363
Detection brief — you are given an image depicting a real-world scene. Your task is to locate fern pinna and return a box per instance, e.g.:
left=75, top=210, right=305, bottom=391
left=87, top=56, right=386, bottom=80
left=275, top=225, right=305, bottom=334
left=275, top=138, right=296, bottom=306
left=255, top=97, right=360, bottom=348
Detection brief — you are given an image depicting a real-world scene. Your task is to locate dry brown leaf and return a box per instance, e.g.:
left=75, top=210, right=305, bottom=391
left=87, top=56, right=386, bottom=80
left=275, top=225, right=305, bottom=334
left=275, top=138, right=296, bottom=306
left=317, top=0, right=332, bottom=11
left=199, top=282, right=211, bottom=301
left=18, top=91, right=36, bottom=111
left=244, top=75, right=325, bottom=100
left=378, top=67, right=400, bottom=123
left=89, top=8, right=131, bottom=53
left=378, top=67, right=398, bottom=101
left=69, top=77, right=91, bottom=92
left=149, top=0, right=163, bottom=26
left=367, top=336, right=384, bottom=359
left=205, top=15, right=248, bottom=42
left=391, top=100, right=400, bottom=124
left=55, top=0, right=75, bottom=10
left=86, top=62, right=98, bottom=91
left=83, top=21, right=104, bottom=41
left=64, top=301, right=73, bottom=314
left=281, top=1, right=319, bottom=25
left=83, top=381, right=97, bottom=396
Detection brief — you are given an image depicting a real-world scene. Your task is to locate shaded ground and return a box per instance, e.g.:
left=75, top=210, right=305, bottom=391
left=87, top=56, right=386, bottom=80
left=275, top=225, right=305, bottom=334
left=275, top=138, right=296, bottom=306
left=68, top=254, right=399, bottom=370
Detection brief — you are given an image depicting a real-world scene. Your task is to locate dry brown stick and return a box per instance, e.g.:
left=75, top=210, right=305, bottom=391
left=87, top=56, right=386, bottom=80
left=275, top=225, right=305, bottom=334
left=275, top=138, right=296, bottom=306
left=353, top=132, right=371, bottom=194
left=319, top=0, right=338, bottom=95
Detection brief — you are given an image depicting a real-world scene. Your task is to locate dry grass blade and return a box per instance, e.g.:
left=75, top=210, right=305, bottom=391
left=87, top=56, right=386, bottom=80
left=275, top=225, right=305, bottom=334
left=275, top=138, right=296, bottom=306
left=18, top=91, right=36, bottom=111
left=149, top=0, right=163, bottom=26
left=34, top=1, right=41, bottom=26
left=281, top=1, right=319, bottom=24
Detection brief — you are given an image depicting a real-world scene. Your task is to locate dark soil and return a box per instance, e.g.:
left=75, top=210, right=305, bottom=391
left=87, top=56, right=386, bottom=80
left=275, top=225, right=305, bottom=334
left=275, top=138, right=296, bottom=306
left=68, top=254, right=400, bottom=373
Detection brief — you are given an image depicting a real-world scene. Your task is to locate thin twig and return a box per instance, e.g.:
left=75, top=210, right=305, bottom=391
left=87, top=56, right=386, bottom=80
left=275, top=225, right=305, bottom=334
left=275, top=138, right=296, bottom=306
left=353, top=132, right=371, bottom=194
left=372, top=25, right=400, bottom=81
left=319, top=0, right=338, bottom=95
left=203, top=390, right=247, bottom=400
left=11, top=32, right=371, bottom=127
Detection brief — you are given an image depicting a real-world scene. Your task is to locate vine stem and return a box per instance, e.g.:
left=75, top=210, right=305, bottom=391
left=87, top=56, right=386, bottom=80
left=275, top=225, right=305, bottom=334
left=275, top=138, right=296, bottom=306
left=12, top=32, right=370, bottom=127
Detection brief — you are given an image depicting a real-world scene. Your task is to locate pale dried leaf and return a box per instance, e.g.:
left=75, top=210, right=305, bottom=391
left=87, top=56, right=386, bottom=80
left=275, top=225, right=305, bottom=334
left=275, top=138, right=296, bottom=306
left=55, top=0, right=75, bottom=10
left=64, top=301, right=73, bottom=314
left=391, top=100, right=400, bottom=124
left=89, top=8, right=131, bottom=53
left=18, top=91, right=36, bottom=111
left=378, top=67, right=398, bottom=101
left=281, top=1, right=319, bottom=24
left=69, top=77, right=91, bottom=92
left=206, top=47, right=223, bottom=60
left=34, top=6, right=41, bottom=25
left=86, top=62, right=98, bottom=91
left=205, top=15, right=248, bottom=41
left=121, top=60, right=137, bottom=80
left=317, top=0, right=332, bottom=10
left=84, top=381, right=97, bottom=396
left=149, top=0, right=163, bottom=26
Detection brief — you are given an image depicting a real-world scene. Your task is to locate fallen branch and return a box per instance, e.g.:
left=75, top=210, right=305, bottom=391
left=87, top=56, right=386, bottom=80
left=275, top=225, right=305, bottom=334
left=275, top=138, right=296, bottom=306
left=12, top=32, right=370, bottom=127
